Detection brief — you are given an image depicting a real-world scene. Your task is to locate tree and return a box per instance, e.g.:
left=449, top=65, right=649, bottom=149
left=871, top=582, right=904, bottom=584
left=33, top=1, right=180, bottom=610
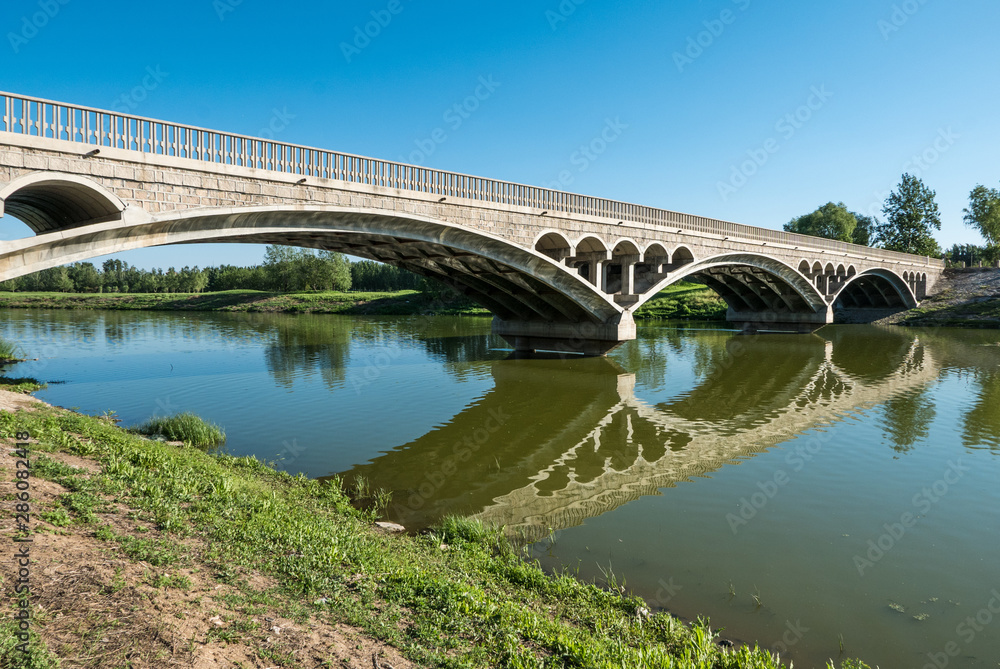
left=850, top=213, right=876, bottom=247
left=38, top=266, right=74, bottom=292
left=318, top=251, right=351, bottom=292
left=876, top=174, right=942, bottom=256
left=67, top=262, right=102, bottom=292
left=963, top=184, right=1000, bottom=248
left=784, top=202, right=857, bottom=243
left=263, top=245, right=302, bottom=291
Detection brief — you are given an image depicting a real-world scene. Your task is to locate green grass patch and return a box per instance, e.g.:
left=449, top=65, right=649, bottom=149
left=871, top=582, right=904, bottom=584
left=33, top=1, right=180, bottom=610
left=636, top=282, right=727, bottom=321
left=133, top=412, right=226, bottom=448
left=0, top=289, right=489, bottom=317
left=0, top=620, right=61, bottom=669
left=0, top=377, right=46, bottom=393
left=0, top=336, right=24, bottom=362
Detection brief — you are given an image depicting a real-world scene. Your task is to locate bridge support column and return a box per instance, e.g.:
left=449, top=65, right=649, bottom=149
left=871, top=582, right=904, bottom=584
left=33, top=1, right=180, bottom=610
left=619, top=254, right=639, bottom=295
left=492, top=314, right=636, bottom=356
left=727, top=307, right=833, bottom=334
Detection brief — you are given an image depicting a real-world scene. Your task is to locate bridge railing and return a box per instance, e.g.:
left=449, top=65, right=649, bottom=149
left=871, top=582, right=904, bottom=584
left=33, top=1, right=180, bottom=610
left=0, top=91, right=943, bottom=267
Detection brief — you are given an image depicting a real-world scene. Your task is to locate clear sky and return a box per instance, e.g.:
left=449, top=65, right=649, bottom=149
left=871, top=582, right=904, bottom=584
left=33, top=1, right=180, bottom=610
left=1, top=0, right=997, bottom=269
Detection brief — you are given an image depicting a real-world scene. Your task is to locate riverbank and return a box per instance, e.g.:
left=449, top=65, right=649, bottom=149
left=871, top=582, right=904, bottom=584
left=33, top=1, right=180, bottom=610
left=0, top=283, right=728, bottom=322
left=0, top=384, right=872, bottom=669
left=879, top=268, right=1000, bottom=328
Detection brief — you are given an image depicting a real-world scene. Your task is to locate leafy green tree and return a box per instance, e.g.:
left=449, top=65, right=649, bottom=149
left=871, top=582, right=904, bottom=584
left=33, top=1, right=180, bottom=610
left=350, top=260, right=422, bottom=291
left=783, top=202, right=857, bottom=242
left=876, top=174, right=942, bottom=256
left=850, top=213, right=876, bottom=247
left=38, top=266, right=74, bottom=292
left=263, top=245, right=302, bottom=291
left=963, top=184, right=1000, bottom=249
left=67, top=263, right=102, bottom=292
left=319, top=251, right=351, bottom=292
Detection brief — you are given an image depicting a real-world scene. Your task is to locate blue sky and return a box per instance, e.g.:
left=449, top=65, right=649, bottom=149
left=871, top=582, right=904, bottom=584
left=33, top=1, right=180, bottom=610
left=1, top=0, right=997, bottom=269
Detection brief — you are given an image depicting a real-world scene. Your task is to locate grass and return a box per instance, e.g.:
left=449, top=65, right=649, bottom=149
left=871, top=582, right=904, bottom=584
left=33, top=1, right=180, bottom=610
left=0, top=377, right=46, bottom=393
left=635, top=282, right=728, bottom=321
left=0, top=285, right=728, bottom=321
left=0, top=289, right=488, bottom=317
left=0, top=336, right=24, bottom=362
left=133, top=411, right=226, bottom=448
left=0, top=382, right=873, bottom=668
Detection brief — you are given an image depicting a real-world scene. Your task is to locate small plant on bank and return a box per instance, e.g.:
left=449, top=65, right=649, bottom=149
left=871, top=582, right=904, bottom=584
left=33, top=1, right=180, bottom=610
left=0, top=337, right=24, bottom=362
left=134, top=412, right=226, bottom=448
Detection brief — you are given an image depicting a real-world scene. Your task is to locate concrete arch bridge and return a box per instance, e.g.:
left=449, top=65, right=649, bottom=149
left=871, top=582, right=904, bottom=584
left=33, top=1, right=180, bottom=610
left=0, top=92, right=944, bottom=354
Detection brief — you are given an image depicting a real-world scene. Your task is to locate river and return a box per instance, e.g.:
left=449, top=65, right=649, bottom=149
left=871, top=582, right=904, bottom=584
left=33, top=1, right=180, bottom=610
left=2, top=309, right=998, bottom=668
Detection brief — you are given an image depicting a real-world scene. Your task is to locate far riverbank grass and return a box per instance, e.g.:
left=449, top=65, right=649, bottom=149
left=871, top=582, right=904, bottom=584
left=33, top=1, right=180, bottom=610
left=0, top=283, right=728, bottom=321
left=0, top=385, right=871, bottom=668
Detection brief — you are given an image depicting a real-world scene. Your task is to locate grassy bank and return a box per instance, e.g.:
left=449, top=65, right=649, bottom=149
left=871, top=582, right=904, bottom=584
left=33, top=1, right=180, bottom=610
left=0, top=386, right=870, bottom=668
left=0, top=283, right=727, bottom=322
left=0, top=289, right=486, bottom=317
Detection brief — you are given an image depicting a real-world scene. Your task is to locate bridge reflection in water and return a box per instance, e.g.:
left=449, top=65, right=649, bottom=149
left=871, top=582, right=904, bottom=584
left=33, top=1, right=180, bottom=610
left=335, top=327, right=941, bottom=535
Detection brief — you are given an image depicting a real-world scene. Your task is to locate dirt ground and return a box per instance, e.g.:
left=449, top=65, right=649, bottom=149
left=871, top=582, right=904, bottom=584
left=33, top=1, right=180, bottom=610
left=875, top=268, right=1000, bottom=326
left=0, top=390, right=416, bottom=669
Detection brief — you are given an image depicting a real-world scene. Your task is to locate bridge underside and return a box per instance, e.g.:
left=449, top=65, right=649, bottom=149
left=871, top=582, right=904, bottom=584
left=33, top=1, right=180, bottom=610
left=202, top=230, right=636, bottom=356
left=0, top=173, right=925, bottom=355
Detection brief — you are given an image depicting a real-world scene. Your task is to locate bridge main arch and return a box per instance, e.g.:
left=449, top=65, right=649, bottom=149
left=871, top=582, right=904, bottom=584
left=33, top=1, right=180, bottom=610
left=633, top=253, right=834, bottom=332
left=0, top=196, right=638, bottom=354
left=832, top=268, right=918, bottom=311
left=0, top=172, right=134, bottom=233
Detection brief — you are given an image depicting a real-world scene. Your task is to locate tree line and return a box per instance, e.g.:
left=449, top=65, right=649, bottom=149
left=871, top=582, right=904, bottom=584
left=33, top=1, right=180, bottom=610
left=0, top=246, right=425, bottom=294
left=783, top=173, right=1000, bottom=264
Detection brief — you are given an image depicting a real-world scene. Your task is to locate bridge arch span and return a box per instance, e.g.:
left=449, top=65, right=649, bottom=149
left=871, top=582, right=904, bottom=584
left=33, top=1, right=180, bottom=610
left=643, top=242, right=669, bottom=260
left=0, top=172, right=130, bottom=234
left=533, top=231, right=573, bottom=262
left=671, top=245, right=696, bottom=265
left=634, top=252, right=833, bottom=331
left=832, top=268, right=918, bottom=310
left=0, top=203, right=641, bottom=353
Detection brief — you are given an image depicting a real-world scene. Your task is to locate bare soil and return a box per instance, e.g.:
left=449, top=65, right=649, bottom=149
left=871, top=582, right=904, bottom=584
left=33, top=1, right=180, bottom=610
left=876, top=268, right=1000, bottom=327
left=0, top=391, right=416, bottom=669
